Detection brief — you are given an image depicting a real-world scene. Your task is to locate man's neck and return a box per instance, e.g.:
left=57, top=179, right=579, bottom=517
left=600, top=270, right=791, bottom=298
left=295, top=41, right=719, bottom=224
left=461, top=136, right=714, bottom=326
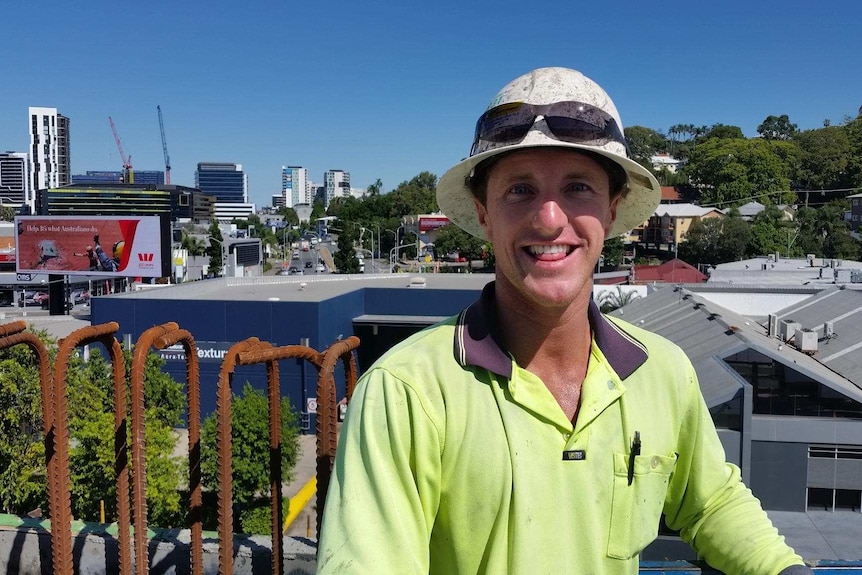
left=493, top=282, right=593, bottom=374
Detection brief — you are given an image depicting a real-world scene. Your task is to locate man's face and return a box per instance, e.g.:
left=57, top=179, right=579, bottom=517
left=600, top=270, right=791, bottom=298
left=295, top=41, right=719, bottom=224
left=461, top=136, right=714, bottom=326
left=475, top=148, right=620, bottom=311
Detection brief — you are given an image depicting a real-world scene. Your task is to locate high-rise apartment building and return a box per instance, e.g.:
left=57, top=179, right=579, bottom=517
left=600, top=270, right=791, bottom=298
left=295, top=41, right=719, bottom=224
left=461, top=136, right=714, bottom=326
left=28, top=107, right=70, bottom=206
left=0, top=152, right=30, bottom=206
left=324, top=169, right=350, bottom=207
left=282, top=166, right=309, bottom=208
left=195, top=162, right=247, bottom=203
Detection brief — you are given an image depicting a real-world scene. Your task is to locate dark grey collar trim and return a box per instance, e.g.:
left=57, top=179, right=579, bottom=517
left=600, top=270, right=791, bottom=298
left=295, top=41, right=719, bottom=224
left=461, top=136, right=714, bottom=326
left=454, top=282, right=648, bottom=380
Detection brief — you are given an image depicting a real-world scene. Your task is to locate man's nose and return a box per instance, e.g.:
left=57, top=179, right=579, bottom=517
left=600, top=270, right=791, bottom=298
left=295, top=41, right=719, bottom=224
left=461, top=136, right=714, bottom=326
left=533, top=197, right=566, bottom=232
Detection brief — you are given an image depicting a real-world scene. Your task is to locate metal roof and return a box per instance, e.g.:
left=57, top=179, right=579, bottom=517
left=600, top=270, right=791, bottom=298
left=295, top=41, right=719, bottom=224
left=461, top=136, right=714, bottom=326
left=608, top=286, right=862, bottom=407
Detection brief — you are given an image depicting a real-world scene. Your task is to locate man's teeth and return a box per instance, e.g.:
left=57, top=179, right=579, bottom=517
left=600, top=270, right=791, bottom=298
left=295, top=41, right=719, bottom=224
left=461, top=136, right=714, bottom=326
left=528, top=245, right=569, bottom=255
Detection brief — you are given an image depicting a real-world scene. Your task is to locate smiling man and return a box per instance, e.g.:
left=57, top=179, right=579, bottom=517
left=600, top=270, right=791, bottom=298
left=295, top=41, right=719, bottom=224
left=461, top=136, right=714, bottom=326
left=317, top=67, right=810, bottom=575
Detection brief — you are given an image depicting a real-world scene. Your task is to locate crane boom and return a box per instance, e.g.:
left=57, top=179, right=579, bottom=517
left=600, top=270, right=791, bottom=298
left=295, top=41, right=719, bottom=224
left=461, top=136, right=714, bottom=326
left=157, top=105, right=171, bottom=185
left=108, top=116, right=134, bottom=184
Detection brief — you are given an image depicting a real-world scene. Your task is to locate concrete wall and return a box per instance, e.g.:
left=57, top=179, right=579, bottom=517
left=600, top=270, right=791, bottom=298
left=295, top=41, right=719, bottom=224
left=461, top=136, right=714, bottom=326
left=749, top=441, right=808, bottom=511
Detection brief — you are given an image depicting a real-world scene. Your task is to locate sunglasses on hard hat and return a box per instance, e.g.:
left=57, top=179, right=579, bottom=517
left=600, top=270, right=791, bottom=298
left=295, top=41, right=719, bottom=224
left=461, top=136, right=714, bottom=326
left=470, top=101, right=630, bottom=157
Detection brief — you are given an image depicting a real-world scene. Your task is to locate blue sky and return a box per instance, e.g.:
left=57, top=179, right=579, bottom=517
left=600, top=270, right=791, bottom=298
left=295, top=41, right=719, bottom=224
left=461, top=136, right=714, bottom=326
left=2, top=0, right=860, bottom=207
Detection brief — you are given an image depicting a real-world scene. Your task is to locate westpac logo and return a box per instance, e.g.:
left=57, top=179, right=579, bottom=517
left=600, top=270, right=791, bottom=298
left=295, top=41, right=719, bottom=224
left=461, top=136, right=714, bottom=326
left=137, top=252, right=155, bottom=269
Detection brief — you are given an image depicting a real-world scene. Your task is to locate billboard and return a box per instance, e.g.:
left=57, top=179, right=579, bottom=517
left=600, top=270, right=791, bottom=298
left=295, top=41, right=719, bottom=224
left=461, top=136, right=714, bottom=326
left=15, top=216, right=170, bottom=278
left=419, top=215, right=451, bottom=232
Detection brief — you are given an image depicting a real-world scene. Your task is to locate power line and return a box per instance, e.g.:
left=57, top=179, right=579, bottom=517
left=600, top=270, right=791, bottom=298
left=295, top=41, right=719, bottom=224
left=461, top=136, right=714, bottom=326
left=700, top=186, right=862, bottom=209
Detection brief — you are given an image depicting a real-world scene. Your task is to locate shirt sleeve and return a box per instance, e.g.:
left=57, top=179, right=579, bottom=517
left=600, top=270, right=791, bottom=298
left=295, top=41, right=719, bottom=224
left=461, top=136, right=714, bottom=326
left=663, top=362, right=811, bottom=575
left=316, top=366, right=443, bottom=575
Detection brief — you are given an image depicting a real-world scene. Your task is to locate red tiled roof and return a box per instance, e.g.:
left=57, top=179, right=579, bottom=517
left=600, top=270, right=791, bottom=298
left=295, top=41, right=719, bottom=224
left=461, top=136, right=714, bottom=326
left=660, top=186, right=681, bottom=201
left=632, top=258, right=706, bottom=284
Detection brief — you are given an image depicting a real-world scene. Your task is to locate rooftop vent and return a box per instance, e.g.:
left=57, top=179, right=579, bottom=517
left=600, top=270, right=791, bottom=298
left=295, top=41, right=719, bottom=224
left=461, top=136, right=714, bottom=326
left=408, top=276, right=426, bottom=289
left=780, top=319, right=801, bottom=342
left=794, top=328, right=818, bottom=354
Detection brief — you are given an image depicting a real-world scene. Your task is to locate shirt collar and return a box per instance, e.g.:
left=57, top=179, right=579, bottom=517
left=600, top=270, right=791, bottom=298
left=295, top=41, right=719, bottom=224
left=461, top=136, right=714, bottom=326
left=454, top=282, right=648, bottom=380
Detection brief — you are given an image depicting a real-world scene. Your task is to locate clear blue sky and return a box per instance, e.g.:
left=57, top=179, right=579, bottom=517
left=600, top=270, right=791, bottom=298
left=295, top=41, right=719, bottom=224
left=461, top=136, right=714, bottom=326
left=2, top=0, right=860, bottom=207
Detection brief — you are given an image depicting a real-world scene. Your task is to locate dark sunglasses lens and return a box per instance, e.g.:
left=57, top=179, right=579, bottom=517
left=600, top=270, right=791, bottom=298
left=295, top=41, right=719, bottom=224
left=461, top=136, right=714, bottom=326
left=544, top=116, right=611, bottom=143
left=476, top=103, right=535, bottom=143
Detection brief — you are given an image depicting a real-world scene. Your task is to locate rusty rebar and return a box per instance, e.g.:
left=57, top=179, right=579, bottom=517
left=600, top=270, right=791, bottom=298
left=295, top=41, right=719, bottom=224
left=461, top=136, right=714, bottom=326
left=316, top=336, right=359, bottom=539
left=54, top=322, right=124, bottom=575
left=129, top=322, right=180, bottom=575
left=215, top=338, right=261, bottom=575
left=235, top=341, right=284, bottom=575
left=0, top=322, right=55, bottom=572
left=152, top=327, right=203, bottom=575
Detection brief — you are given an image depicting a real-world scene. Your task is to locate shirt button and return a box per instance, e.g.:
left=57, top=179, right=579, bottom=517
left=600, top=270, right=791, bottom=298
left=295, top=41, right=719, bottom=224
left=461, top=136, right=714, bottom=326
left=606, top=380, right=614, bottom=390
left=651, top=456, right=660, bottom=469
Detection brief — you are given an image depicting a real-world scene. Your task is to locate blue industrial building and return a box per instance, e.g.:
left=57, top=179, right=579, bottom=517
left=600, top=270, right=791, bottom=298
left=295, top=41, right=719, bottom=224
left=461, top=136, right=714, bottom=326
left=195, top=162, right=246, bottom=203
left=90, top=274, right=490, bottom=422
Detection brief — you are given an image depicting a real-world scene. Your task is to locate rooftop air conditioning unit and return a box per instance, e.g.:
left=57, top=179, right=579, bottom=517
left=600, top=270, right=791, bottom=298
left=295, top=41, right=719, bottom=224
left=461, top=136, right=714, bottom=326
left=768, top=314, right=779, bottom=337
left=780, top=319, right=801, bottom=342
left=836, top=268, right=852, bottom=283
left=795, top=329, right=818, bottom=354
left=807, top=254, right=816, bottom=265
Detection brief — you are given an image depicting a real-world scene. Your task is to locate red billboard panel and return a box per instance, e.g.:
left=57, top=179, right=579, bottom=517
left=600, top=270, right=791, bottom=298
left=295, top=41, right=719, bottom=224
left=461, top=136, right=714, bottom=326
left=15, top=216, right=167, bottom=278
left=419, top=216, right=451, bottom=232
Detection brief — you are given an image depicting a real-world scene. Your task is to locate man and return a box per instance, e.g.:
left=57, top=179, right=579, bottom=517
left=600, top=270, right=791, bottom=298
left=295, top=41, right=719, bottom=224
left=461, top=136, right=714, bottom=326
left=317, top=67, right=810, bottom=574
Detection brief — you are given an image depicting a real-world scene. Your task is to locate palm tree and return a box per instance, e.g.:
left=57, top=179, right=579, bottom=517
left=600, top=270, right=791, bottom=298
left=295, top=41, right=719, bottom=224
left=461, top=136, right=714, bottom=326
left=597, top=286, right=642, bottom=313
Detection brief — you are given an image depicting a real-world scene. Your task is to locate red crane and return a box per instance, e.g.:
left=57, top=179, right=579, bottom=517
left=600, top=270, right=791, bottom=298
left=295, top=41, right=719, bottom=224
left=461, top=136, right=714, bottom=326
left=108, top=116, right=134, bottom=184
left=157, top=105, right=171, bottom=185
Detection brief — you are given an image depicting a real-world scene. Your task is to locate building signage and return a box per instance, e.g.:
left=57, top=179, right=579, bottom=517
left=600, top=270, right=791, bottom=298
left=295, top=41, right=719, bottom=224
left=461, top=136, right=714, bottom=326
left=155, top=341, right=234, bottom=363
left=15, top=215, right=168, bottom=278
left=418, top=216, right=451, bottom=232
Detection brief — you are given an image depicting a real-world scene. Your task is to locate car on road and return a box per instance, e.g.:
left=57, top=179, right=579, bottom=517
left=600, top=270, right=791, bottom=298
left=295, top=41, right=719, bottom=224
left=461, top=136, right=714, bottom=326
left=287, top=267, right=303, bottom=275
left=316, top=263, right=326, bottom=273
left=291, top=251, right=301, bottom=260
left=304, top=261, right=313, bottom=269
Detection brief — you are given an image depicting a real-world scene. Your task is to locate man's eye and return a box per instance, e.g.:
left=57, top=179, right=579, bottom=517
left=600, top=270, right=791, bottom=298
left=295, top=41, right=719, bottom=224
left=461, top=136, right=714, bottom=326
left=565, top=182, right=594, bottom=194
left=508, top=184, right=533, bottom=196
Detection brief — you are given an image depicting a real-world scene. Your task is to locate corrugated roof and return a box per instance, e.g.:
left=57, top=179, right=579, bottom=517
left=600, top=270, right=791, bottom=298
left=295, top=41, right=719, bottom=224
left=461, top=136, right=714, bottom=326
left=608, top=286, right=862, bottom=407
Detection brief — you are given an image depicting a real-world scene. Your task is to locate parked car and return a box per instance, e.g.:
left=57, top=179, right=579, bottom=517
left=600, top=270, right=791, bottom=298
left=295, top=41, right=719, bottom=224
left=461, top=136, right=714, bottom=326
left=70, top=289, right=90, bottom=304
left=316, top=263, right=326, bottom=273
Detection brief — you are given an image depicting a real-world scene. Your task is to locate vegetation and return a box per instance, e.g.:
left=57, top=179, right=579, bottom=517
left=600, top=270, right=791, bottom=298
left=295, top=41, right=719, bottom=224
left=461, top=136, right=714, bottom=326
left=207, top=221, right=224, bottom=277
left=201, top=383, right=300, bottom=534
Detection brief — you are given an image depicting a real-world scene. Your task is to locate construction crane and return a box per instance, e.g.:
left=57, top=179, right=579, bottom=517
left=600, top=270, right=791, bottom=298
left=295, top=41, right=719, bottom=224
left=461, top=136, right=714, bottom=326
left=157, top=105, right=171, bottom=185
left=108, top=116, right=134, bottom=184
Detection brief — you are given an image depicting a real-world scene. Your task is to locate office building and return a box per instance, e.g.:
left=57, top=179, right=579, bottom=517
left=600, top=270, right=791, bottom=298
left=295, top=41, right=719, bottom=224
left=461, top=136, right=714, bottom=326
left=0, top=152, right=29, bottom=206
left=195, top=162, right=247, bottom=203
left=282, top=166, right=309, bottom=209
left=72, top=170, right=165, bottom=186
left=324, top=169, right=350, bottom=207
left=37, top=183, right=212, bottom=222
left=28, top=107, right=70, bottom=207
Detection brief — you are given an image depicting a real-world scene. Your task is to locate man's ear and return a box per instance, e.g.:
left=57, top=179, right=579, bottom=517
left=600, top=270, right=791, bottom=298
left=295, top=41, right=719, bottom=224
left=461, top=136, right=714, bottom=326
left=604, top=194, right=622, bottom=237
left=474, top=197, right=491, bottom=239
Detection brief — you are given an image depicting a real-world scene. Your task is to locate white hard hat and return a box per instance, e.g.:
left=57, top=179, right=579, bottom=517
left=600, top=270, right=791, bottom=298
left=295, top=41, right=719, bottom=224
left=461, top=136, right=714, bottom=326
left=436, top=67, right=661, bottom=239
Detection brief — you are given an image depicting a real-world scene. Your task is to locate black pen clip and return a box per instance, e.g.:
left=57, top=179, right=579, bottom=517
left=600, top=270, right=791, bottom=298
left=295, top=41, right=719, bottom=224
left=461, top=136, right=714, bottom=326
left=627, top=431, right=641, bottom=486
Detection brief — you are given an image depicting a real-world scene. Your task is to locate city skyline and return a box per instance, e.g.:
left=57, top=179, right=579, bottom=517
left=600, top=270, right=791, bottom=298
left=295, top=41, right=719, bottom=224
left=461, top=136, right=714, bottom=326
left=2, top=0, right=861, bottom=208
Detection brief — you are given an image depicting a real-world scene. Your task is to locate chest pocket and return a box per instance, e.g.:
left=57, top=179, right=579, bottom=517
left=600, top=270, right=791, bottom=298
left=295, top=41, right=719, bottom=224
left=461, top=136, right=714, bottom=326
left=607, top=452, right=677, bottom=560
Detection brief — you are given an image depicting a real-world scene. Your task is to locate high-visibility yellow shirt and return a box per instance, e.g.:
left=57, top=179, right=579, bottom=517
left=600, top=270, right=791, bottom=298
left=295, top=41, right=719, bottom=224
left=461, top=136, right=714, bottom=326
left=317, top=284, right=808, bottom=575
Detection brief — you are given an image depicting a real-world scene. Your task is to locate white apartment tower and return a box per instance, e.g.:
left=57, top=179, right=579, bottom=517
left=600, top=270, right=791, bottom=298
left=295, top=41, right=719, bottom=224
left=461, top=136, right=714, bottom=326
left=282, top=166, right=309, bottom=208
left=324, top=169, right=350, bottom=207
left=0, top=152, right=30, bottom=207
left=28, top=107, right=70, bottom=205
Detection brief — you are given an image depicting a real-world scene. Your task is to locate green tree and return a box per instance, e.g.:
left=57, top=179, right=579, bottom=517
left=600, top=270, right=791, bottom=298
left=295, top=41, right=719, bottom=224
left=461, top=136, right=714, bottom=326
left=181, top=231, right=207, bottom=256
left=683, top=138, right=797, bottom=207
left=677, top=217, right=726, bottom=267
left=757, top=114, right=798, bottom=141
left=68, top=348, right=186, bottom=527
left=794, top=126, right=852, bottom=191
left=601, top=236, right=626, bottom=269
left=367, top=178, right=383, bottom=197
left=200, top=383, right=300, bottom=532
left=0, top=328, right=52, bottom=515
left=207, top=222, right=224, bottom=277
left=795, top=201, right=860, bottom=260
left=702, top=123, right=745, bottom=140
left=333, top=224, right=360, bottom=273
left=432, top=224, right=486, bottom=262
left=747, top=205, right=791, bottom=257
left=276, top=207, right=299, bottom=227
left=624, top=126, right=668, bottom=165
left=0, top=205, right=16, bottom=221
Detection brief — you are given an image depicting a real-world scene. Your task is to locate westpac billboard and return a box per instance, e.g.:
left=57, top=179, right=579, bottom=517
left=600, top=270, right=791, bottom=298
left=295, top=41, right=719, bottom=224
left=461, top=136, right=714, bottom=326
left=15, top=216, right=170, bottom=278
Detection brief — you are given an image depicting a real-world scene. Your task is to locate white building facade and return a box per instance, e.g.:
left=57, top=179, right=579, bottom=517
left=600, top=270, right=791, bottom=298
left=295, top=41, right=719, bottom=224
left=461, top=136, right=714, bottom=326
left=28, top=107, right=70, bottom=207
left=324, top=169, right=350, bottom=207
left=282, top=166, right=308, bottom=209
left=0, top=152, right=30, bottom=207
